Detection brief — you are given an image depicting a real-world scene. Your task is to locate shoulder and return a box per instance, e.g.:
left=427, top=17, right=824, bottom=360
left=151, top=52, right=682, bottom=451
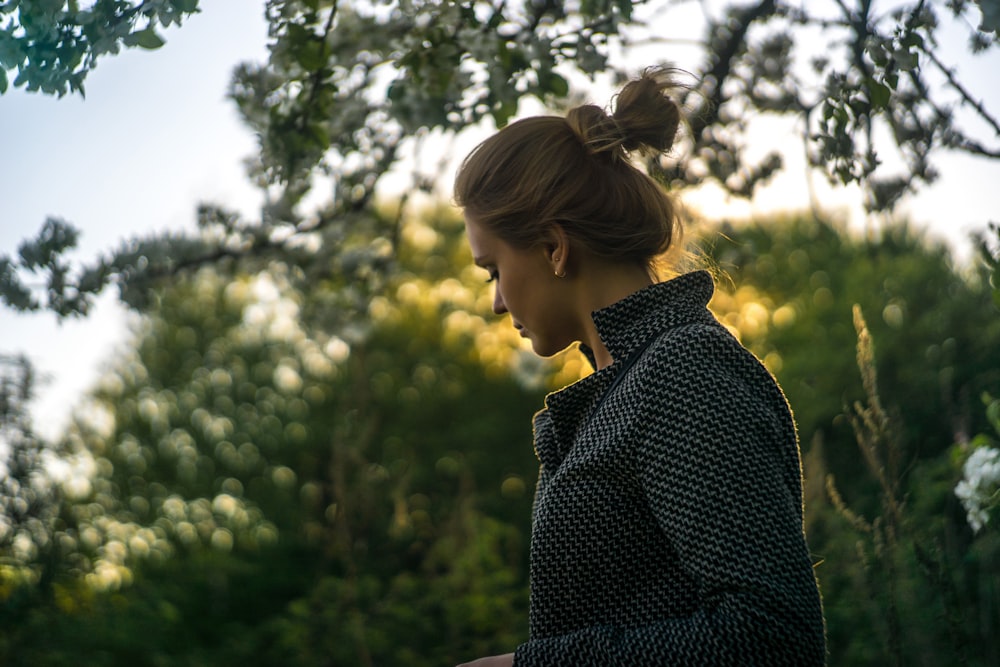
left=630, top=319, right=786, bottom=415
left=644, top=319, right=750, bottom=377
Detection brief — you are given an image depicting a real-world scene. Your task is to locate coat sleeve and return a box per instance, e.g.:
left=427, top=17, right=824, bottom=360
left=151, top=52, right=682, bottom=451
left=513, top=325, right=826, bottom=666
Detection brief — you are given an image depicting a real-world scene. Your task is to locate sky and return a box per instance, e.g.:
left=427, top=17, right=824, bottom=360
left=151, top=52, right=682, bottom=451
left=1, top=1, right=269, bottom=440
left=1, top=0, right=998, bottom=441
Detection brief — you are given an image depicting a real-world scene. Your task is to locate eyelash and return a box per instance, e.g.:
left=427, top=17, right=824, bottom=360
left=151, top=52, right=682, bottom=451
left=485, top=269, right=498, bottom=283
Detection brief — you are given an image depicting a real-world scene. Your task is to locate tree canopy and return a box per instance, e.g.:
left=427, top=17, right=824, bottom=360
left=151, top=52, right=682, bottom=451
left=3, top=209, right=999, bottom=665
left=2, top=2, right=1000, bottom=664
left=2, top=0, right=999, bottom=319
left=0, top=0, right=199, bottom=97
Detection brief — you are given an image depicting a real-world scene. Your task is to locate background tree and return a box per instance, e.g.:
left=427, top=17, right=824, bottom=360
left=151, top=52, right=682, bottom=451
left=3, top=1, right=1000, bottom=665
left=705, top=214, right=1000, bottom=665
left=1, top=208, right=554, bottom=666
left=2, top=0, right=998, bottom=318
left=4, top=209, right=999, bottom=665
left=0, top=0, right=200, bottom=97
left=708, top=215, right=1000, bottom=493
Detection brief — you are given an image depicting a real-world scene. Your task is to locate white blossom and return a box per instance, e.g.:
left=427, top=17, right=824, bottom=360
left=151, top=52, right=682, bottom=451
left=955, top=446, right=1000, bottom=533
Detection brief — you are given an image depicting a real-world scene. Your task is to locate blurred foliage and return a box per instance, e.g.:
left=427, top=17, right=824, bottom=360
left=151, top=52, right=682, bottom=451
left=704, top=213, right=1000, bottom=666
left=1, top=208, right=552, bottom=665
left=708, top=214, right=1000, bottom=499
left=3, top=0, right=1000, bottom=663
left=0, top=354, right=63, bottom=581
left=2, top=209, right=999, bottom=664
left=4, top=0, right=1000, bottom=320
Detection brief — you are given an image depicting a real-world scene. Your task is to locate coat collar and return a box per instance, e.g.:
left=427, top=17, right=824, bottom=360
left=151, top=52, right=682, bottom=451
left=533, top=270, right=716, bottom=470
left=582, top=269, right=716, bottom=368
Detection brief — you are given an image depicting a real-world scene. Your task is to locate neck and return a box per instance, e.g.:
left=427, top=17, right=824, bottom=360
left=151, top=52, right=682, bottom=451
left=575, top=262, right=653, bottom=370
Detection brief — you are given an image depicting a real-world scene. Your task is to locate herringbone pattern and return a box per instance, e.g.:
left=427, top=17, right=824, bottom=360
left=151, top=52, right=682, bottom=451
left=514, top=271, right=826, bottom=666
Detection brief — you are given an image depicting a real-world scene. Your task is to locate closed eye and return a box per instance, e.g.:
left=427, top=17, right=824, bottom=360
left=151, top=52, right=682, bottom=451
left=484, top=268, right=499, bottom=283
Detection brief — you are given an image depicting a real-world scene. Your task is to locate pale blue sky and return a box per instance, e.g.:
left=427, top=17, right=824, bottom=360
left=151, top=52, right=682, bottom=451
left=1, top=0, right=268, bottom=439
left=1, top=1, right=998, bottom=440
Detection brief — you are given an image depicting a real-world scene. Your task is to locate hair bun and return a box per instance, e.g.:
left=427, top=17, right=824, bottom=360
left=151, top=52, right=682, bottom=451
left=613, top=68, right=681, bottom=153
left=566, top=67, right=681, bottom=161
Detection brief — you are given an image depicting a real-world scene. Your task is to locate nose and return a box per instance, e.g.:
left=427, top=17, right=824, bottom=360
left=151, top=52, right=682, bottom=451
left=492, top=284, right=507, bottom=315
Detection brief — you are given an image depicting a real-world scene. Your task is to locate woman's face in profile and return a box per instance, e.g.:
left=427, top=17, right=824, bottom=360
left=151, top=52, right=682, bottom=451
left=464, top=215, right=578, bottom=357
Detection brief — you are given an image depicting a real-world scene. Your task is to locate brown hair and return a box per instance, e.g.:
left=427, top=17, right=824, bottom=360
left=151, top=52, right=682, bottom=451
left=454, top=67, right=683, bottom=278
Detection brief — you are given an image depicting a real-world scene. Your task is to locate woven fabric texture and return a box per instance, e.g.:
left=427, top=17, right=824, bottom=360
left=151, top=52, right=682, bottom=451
left=513, top=270, right=826, bottom=666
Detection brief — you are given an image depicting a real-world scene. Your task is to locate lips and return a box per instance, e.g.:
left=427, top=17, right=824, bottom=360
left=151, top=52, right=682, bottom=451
left=514, top=323, right=528, bottom=337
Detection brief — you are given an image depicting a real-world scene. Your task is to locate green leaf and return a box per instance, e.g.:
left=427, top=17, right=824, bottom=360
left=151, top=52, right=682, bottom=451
left=893, top=48, right=918, bottom=70
left=0, top=68, right=6, bottom=94
left=978, top=0, right=1000, bottom=36
left=296, top=41, right=325, bottom=71
left=900, top=32, right=924, bottom=50
left=135, top=29, right=166, bottom=50
left=547, top=73, right=569, bottom=97
left=492, top=98, right=518, bottom=127
left=867, top=79, right=891, bottom=109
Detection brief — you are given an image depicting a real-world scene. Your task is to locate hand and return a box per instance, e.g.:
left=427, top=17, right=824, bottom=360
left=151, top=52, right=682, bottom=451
left=455, top=652, right=515, bottom=667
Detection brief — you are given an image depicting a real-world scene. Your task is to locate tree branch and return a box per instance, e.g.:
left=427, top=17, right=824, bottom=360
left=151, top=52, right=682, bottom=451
left=687, top=0, right=779, bottom=141
left=922, top=44, right=1000, bottom=139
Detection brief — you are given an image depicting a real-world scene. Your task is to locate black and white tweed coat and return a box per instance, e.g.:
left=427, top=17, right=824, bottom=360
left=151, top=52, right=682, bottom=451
left=513, top=271, right=826, bottom=666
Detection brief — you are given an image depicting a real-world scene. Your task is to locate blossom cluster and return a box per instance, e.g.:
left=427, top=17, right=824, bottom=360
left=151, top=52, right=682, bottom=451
left=955, top=446, right=1000, bottom=533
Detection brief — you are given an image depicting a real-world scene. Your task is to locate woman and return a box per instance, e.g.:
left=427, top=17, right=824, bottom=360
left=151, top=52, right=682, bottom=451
left=453, top=69, right=826, bottom=666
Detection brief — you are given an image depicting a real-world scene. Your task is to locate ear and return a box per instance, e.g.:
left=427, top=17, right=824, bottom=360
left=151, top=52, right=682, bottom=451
left=543, top=223, right=571, bottom=278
